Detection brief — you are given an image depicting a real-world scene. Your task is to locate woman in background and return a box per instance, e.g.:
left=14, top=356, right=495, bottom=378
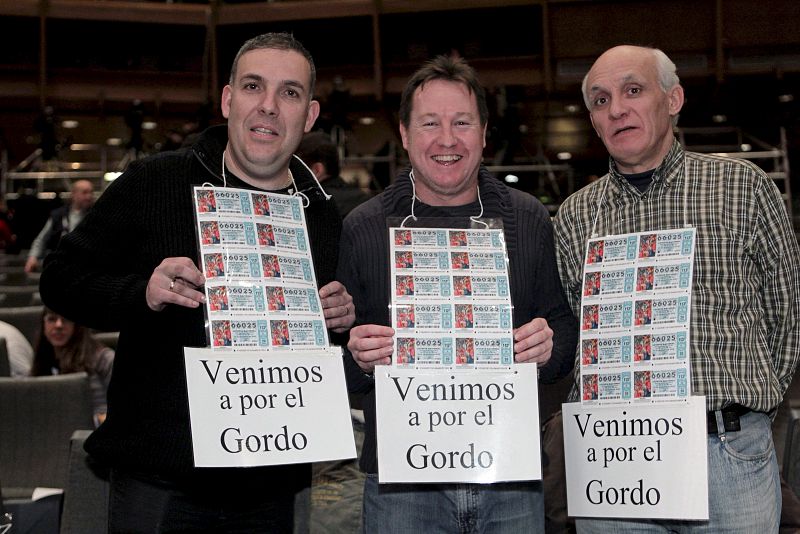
left=31, top=308, right=114, bottom=424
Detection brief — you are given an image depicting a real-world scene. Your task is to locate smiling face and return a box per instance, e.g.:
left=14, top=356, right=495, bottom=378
left=221, top=48, right=320, bottom=189
left=399, top=79, right=486, bottom=206
left=585, top=46, right=684, bottom=174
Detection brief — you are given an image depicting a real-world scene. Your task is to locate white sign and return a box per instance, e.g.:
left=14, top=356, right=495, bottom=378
left=563, top=396, right=708, bottom=519
left=184, top=347, right=356, bottom=467
left=376, top=366, right=541, bottom=483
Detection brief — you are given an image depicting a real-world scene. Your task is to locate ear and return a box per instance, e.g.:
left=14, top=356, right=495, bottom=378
left=221, top=85, right=232, bottom=119
left=310, top=162, right=325, bottom=179
left=667, top=84, right=684, bottom=117
left=400, top=123, right=409, bottom=150
left=481, top=123, right=487, bottom=148
left=304, top=100, right=321, bottom=133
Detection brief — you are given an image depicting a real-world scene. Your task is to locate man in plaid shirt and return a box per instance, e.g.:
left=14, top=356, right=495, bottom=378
left=554, top=45, right=800, bottom=533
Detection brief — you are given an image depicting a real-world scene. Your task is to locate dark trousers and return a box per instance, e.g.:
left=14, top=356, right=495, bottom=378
left=109, top=468, right=294, bottom=533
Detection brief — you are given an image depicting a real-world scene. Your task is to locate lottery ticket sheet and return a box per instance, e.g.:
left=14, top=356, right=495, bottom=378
left=390, top=227, right=514, bottom=370
left=579, top=228, right=696, bottom=405
left=194, top=186, right=329, bottom=351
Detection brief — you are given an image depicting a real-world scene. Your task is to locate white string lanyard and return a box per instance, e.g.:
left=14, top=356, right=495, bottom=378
left=589, top=158, right=691, bottom=239
left=205, top=149, right=333, bottom=272
left=212, top=150, right=333, bottom=209
left=400, top=169, right=488, bottom=229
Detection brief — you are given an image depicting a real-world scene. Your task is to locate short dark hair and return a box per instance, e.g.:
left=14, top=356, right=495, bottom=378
left=399, top=55, right=488, bottom=128
left=296, top=132, right=340, bottom=177
left=229, top=32, right=316, bottom=97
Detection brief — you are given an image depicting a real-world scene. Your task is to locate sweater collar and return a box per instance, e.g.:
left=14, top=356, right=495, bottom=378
left=607, top=137, right=684, bottom=193
left=379, top=166, right=518, bottom=260
left=382, top=165, right=510, bottom=219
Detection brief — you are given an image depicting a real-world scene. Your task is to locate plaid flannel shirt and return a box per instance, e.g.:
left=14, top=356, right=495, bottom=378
left=554, top=139, right=800, bottom=412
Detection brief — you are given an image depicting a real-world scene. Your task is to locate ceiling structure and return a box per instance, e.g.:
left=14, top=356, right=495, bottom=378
left=0, top=0, right=798, bottom=202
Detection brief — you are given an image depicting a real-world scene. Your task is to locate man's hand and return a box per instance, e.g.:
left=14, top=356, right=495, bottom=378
left=348, top=324, right=394, bottom=373
left=145, top=257, right=205, bottom=311
left=513, top=317, right=553, bottom=365
left=319, top=281, right=355, bottom=333
left=24, top=256, right=38, bottom=274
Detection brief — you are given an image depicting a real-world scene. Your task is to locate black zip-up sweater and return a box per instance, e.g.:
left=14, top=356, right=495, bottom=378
left=40, top=125, right=342, bottom=500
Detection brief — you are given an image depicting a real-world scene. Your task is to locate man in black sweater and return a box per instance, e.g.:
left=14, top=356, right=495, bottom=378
left=296, top=131, right=374, bottom=217
left=40, top=33, right=354, bottom=532
left=338, top=56, right=578, bottom=532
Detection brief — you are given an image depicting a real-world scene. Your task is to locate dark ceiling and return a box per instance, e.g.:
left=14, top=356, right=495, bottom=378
left=1, top=0, right=798, bottom=204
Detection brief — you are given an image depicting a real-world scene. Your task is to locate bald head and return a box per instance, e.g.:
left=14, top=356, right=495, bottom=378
left=71, top=180, right=95, bottom=212
left=581, top=45, right=684, bottom=174
left=582, top=46, right=679, bottom=110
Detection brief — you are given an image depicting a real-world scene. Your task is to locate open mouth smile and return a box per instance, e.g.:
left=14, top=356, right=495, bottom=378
left=432, top=155, right=462, bottom=166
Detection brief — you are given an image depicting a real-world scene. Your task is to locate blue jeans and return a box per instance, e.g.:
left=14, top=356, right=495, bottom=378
left=108, top=469, right=295, bottom=533
left=363, top=474, right=544, bottom=533
left=576, top=410, right=780, bottom=534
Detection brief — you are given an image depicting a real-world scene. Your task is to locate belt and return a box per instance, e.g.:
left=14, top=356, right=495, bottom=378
left=707, top=404, right=750, bottom=434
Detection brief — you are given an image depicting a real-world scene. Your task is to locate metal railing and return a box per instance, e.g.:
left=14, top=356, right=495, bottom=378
left=678, top=126, right=793, bottom=219
left=2, top=144, right=135, bottom=196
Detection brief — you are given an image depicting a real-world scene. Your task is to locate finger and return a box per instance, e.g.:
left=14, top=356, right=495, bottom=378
left=513, top=318, right=547, bottom=340
left=351, top=324, right=395, bottom=339
left=356, top=347, right=394, bottom=365
left=514, top=331, right=552, bottom=354
left=514, top=352, right=552, bottom=367
left=514, top=322, right=552, bottom=348
left=318, top=280, right=344, bottom=299
left=514, top=332, right=541, bottom=354
left=514, top=340, right=553, bottom=364
left=146, top=281, right=201, bottom=311
left=350, top=334, right=394, bottom=353
left=323, top=303, right=351, bottom=320
left=326, top=316, right=354, bottom=333
left=354, top=348, right=394, bottom=371
left=168, top=260, right=205, bottom=288
left=324, top=297, right=355, bottom=332
left=348, top=333, right=393, bottom=365
left=169, top=277, right=206, bottom=304
left=164, top=289, right=204, bottom=309
left=321, top=294, right=352, bottom=312
left=350, top=337, right=393, bottom=363
left=147, top=258, right=205, bottom=311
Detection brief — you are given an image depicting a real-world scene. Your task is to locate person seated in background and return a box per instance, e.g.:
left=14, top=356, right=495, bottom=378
left=25, top=179, right=95, bottom=273
left=31, top=308, right=114, bottom=425
left=0, top=319, right=33, bottom=377
left=0, top=192, right=16, bottom=250
left=296, top=131, right=374, bottom=217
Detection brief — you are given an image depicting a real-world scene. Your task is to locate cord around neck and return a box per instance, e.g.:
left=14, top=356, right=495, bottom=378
left=401, top=169, right=487, bottom=228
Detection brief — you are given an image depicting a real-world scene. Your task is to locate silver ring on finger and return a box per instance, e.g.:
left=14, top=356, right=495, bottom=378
left=169, top=277, right=177, bottom=291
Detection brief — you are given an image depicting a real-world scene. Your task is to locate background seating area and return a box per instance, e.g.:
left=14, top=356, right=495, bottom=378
left=0, top=305, right=44, bottom=348
left=0, top=373, right=95, bottom=532
left=0, top=251, right=118, bottom=532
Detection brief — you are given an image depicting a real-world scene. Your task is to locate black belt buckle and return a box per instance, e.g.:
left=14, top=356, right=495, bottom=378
left=721, top=409, right=742, bottom=432
left=707, top=404, right=748, bottom=434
